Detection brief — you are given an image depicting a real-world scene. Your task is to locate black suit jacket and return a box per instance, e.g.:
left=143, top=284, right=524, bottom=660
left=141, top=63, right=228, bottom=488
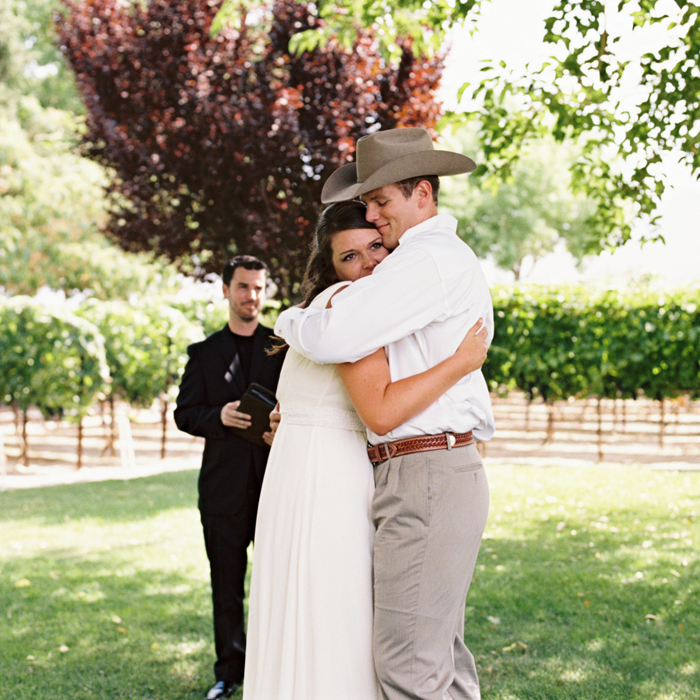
left=174, top=323, right=285, bottom=515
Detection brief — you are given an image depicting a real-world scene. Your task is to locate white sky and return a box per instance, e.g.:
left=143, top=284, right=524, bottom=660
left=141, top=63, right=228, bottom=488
left=438, top=0, right=700, bottom=287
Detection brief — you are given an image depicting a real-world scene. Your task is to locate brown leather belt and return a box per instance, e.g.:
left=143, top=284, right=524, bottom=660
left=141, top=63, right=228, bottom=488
left=367, top=431, right=474, bottom=467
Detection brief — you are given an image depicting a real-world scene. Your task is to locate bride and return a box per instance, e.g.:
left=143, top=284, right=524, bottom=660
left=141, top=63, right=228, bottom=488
left=242, top=201, right=488, bottom=700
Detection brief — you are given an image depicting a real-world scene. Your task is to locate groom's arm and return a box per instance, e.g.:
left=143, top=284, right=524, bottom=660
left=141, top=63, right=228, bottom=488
left=275, top=249, right=445, bottom=364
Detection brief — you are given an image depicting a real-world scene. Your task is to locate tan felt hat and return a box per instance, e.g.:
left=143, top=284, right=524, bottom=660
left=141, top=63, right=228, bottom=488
left=321, top=127, right=476, bottom=203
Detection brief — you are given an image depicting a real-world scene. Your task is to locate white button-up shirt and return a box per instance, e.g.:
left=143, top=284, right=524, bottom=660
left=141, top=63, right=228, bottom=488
left=275, top=214, right=496, bottom=444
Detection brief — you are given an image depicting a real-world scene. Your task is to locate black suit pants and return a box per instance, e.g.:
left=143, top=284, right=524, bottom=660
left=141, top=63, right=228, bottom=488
left=201, top=467, right=260, bottom=685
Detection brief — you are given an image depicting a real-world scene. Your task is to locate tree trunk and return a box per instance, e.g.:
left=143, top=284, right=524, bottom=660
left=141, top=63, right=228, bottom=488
left=0, top=425, right=7, bottom=479
left=12, top=401, right=21, bottom=436
left=77, top=417, right=84, bottom=470
left=659, top=398, right=666, bottom=448
left=161, top=397, right=168, bottom=460
left=597, top=397, right=604, bottom=462
left=672, top=398, right=682, bottom=430
left=525, top=397, right=531, bottom=433
left=579, top=398, right=590, bottom=425
left=543, top=402, right=555, bottom=444
left=102, top=395, right=117, bottom=456
left=21, top=409, right=29, bottom=467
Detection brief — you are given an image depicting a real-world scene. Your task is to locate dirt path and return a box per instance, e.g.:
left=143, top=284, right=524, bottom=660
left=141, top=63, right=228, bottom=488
left=484, top=393, right=700, bottom=470
left=1, top=404, right=203, bottom=490
left=2, top=393, right=699, bottom=491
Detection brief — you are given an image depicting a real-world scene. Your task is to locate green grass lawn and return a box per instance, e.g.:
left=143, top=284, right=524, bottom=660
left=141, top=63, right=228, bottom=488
left=1, top=464, right=699, bottom=700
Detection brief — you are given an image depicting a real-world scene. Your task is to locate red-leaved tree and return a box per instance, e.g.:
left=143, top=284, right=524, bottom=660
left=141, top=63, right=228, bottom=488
left=56, top=0, right=445, bottom=300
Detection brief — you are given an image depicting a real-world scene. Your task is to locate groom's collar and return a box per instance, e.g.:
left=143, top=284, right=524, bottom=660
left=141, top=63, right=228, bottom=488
left=397, top=214, right=458, bottom=247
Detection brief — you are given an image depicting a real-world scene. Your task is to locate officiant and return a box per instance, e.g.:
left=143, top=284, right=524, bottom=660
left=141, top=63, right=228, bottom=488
left=174, top=255, right=285, bottom=700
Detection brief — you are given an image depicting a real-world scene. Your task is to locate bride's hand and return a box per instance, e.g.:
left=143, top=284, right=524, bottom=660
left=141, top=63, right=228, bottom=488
left=454, top=319, right=489, bottom=375
left=262, top=403, right=281, bottom=447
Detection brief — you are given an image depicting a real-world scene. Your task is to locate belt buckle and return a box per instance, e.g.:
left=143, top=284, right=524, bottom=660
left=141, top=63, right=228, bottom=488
left=445, top=433, right=456, bottom=450
left=372, top=442, right=393, bottom=465
left=369, top=442, right=391, bottom=466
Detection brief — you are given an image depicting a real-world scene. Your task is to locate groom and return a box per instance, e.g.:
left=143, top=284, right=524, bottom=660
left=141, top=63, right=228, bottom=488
left=275, top=128, right=495, bottom=700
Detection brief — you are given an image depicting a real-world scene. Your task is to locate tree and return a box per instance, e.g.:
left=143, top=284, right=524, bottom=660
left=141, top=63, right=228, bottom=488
left=0, top=0, right=185, bottom=299
left=79, top=300, right=169, bottom=454
left=1, top=0, right=83, bottom=112
left=295, top=0, right=699, bottom=252
left=56, top=0, right=446, bottom=301
left=0, top=96, right=184, bottom=298
left=20, top=0, right=84, bottom=113
left=440, top=128, right=600, bottom=279
left=78, top=300, right=204, bottom=459
left=0, top=298, right=110, bottom=468
left=137, top=304, right=204, bottom=459
left=171, top=298, right=229, bottom=338
left=0, top=2, right=25, bottom=97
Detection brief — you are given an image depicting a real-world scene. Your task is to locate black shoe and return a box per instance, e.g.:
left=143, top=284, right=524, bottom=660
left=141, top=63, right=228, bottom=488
left=206, top=680, right=239, bottom=699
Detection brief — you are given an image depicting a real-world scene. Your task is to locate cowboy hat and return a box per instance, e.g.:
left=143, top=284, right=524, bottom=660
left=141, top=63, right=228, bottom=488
left=321, top=127, right=476, bottom=203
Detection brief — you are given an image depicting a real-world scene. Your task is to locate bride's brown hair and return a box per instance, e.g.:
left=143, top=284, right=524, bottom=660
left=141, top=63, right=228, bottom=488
left=300, top=201, right=378, bottom=307
left=268, top=202, right=377, bottom=356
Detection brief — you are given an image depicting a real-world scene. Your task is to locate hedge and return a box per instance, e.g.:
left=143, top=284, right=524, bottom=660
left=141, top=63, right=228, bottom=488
left=1, top=285, right=698, bottom=465
left=486, top=284, right=700, bottom=403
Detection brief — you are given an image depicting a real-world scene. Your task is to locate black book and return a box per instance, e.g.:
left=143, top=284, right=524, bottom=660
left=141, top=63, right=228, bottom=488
left=228, top=383, right=278, bottom=447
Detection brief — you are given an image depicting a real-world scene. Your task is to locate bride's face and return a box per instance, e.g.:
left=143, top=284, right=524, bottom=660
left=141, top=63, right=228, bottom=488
left=331, top=228, right=390, bottom=282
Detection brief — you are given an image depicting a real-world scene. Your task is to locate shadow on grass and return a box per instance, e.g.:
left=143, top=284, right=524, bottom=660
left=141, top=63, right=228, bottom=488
left=3, top=558, right=216, bottom=699
left=3, top=469, right=700, bottom=699
left=469, top=513, right=700, bottom=699
left=0, top=471, right=226, bottom=700
left=0, top=470, right=200, bottom=525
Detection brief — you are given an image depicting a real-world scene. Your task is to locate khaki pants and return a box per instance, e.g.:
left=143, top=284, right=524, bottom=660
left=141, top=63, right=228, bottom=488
left=372, top=443, right=489, bottom=700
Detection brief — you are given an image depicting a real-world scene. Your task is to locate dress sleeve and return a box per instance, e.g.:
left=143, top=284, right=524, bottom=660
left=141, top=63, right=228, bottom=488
left=308, top=281, right=352, bottom=310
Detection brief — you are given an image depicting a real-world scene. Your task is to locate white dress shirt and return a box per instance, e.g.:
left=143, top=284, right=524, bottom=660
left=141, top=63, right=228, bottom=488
left=275, top=214, right=496, bottom=444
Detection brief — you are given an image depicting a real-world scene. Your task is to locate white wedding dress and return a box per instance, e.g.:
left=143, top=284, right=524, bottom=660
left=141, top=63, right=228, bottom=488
left=242, top=283, right=380, bottom=700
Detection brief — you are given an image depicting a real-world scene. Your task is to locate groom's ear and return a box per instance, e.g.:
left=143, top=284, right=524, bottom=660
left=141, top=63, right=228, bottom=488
left=414, top=180, right=434, bottom=208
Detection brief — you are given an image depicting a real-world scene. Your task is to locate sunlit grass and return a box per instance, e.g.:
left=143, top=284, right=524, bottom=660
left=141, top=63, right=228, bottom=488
left=1, top=465, right=699, bottom=699
left=472, top=465, right=700, bottom=700
left=1, top=471, right=221, bottom=700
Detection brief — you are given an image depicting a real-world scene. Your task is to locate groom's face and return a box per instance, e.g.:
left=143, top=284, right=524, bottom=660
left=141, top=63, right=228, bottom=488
left=362, top=184, right=421, bottom=251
